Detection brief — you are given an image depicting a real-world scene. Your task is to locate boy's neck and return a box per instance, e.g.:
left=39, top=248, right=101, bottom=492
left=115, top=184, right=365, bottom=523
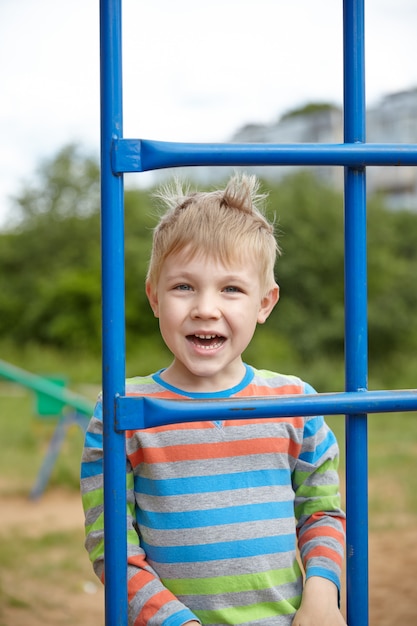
left=159, top=359, right=247, bottom=394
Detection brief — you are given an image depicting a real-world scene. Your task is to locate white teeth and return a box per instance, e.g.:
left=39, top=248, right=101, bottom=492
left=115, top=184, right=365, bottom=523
left=200, top=341, right=223, bottom=350
left=191, top=334, right=224, bottom=350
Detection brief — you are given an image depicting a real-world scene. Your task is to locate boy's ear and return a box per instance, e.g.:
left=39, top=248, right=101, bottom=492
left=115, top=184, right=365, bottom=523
left=146, top=280, right=160, bottom=317
left=257, top=284, right=280, bottom=324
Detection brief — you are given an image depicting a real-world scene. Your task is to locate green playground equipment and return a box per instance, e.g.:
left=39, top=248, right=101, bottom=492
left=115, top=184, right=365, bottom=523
left=0, top=358, right=95, bottom=499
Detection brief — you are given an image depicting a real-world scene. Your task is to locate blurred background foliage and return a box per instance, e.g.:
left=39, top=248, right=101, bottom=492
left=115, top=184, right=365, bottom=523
left=1, top=143, right=417, bottom=392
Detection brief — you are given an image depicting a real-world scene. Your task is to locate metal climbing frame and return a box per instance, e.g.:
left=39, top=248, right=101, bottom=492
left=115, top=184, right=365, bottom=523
left=99, top=1, right=417, bottom=625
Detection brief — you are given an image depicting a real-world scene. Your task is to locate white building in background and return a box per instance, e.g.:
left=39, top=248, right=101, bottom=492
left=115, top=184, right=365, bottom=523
left=164, top=87, right=417, bottom=209
left=229, top=104, right=344, bottom=193
left=367, top=88, right=417, bottom=208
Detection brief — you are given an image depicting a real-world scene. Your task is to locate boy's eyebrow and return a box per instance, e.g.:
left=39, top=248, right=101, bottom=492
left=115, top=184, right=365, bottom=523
left=164, top=270, right=254, bottom=285
left=163, top=270, right=194, bottom=281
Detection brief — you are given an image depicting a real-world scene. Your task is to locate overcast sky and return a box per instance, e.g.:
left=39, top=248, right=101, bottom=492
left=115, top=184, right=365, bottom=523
left=1, top=0, right=417, bottom=226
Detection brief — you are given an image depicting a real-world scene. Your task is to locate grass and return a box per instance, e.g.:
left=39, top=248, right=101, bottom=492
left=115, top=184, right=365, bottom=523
left=0, top=340, right=416, bottom=511
left=0, top=345, right=416, bottom=624
left=326, top=410, right=417, bottom=530
left=0, top=346, right=416, bottom=523
left=0, top=529, right=80, bottom=571
left=0, top=525, right=102, bottom=626
left=0, top=355, right=103, bottom=624
left=0, top=389, right=86, bottom=494
left=367, top=412, right=417, bottom=528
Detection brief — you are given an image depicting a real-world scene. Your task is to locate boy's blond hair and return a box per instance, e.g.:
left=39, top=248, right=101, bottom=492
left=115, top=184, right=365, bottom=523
left=146, top=173, right=280, bottom=295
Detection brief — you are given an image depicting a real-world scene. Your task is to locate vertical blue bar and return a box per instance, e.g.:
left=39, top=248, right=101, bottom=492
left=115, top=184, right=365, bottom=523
left=100, top=1, right=128, bottom=624
left=343, top=1, right=369, bottom=625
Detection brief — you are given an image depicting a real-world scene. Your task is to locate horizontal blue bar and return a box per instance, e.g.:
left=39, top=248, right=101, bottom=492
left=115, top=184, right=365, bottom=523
left=111, top=139, right=417, bottom=173
left=115, top=389, right=417, bottom=431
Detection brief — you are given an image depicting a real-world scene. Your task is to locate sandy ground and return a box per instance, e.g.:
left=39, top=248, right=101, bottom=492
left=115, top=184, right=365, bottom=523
left=0, top=490, right=104, bottom=626
left=1, top=490, right=417, bottom=625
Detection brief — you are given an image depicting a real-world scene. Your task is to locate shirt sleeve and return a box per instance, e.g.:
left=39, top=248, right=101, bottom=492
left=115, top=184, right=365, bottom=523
left=292, top=383, right=346, bottom=592
left=80, top=400, right=200, bottom=626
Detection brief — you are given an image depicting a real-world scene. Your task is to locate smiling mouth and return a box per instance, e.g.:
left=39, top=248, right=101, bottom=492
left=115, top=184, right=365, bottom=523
left=187, top=334, right=226, bottom=350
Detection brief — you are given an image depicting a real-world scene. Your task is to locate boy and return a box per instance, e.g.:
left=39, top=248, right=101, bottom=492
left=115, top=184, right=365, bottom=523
left=81, top=173, right=347, bottom=625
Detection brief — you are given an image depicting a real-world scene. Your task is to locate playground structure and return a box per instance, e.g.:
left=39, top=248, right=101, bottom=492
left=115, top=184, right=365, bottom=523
left=99, top=2, right=417, bottom=626
left=0, top=359, right=94, bottom=499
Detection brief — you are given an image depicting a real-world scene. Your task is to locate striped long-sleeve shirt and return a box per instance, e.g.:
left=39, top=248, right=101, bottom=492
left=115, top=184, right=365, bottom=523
left=81, top=365, right=345, bottom=626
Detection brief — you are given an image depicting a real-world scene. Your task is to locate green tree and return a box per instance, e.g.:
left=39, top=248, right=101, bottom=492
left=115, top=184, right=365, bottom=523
left=1, top=146, right=417, bottom=391
left=12, top=143, right=100, bottom=223
left=265, top=172, right=345, bottom=359
left=0, top=145, right=102, bottom=350
left=0, top=145, right=159, bottom=353
left=367, top=198, right=417, bottom=364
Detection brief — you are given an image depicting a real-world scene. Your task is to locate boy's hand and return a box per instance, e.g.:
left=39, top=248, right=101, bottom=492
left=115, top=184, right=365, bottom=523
left=292, top=577, right=347, bottom=626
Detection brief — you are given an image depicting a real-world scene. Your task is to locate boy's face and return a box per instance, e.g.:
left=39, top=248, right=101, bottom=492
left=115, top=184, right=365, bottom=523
left=146, top=249, right=279, bottom=393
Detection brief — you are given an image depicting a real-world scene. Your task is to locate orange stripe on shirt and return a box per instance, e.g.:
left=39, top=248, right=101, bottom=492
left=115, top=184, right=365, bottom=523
left=135, top=589, right=180, bottom=626
left=223, top=416, right=304, bottom=429
left=303, top=512, right=346, bottom=532
left=299, top=525, right=345, bottom=547
left=127, top=554, right=157, bottom=599
left=235, top=383, right=304, bottom=397
left=126, top=420, right=214, bottom=439
left=304, top=545, right=344, bottom=568
left=128, top=569, right=155, bottom=601
left=127, top=389, right=188, bottom=399
left=129, top=436, right=302, bottom=467
left=126, top=383, right=304, bottom=400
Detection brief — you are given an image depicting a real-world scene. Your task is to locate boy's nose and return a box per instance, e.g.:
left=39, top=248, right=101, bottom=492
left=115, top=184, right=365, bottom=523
left=191, top=293, right=221, bottom=319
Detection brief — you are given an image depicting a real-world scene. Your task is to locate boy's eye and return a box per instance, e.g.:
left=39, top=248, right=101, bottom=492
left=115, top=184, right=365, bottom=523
left=223, top=286, right=241, bottom=293
left=174, top=284, right=193, bottom=291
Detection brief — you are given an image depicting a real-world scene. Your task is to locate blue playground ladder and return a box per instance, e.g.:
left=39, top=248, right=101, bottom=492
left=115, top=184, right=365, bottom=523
left=99, top=1, right=417, bottom=625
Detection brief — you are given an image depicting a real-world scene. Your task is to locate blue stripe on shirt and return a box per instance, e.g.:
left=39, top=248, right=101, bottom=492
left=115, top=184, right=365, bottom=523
left=137, top=500, right=294, bottom=530
left=299, top=429, right=337, bottom=464
left=81, top=458, right=103, bottom=479
left=84, top=430, right=103, bottom=448
left=135, top=468, right=291, bottom=496
left=302, top=415, right=323, bottom=438
left=141, top=533, right=295, bottom=564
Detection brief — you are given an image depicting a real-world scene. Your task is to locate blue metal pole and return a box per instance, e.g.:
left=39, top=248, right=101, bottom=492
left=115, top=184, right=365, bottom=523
left=343, top=1, right=368, bottom=625
left=115, top=390, right=417, bottom=432
left=100, top=0, right=128, bottom=624
left=111, top=139, right=417, bottom=173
